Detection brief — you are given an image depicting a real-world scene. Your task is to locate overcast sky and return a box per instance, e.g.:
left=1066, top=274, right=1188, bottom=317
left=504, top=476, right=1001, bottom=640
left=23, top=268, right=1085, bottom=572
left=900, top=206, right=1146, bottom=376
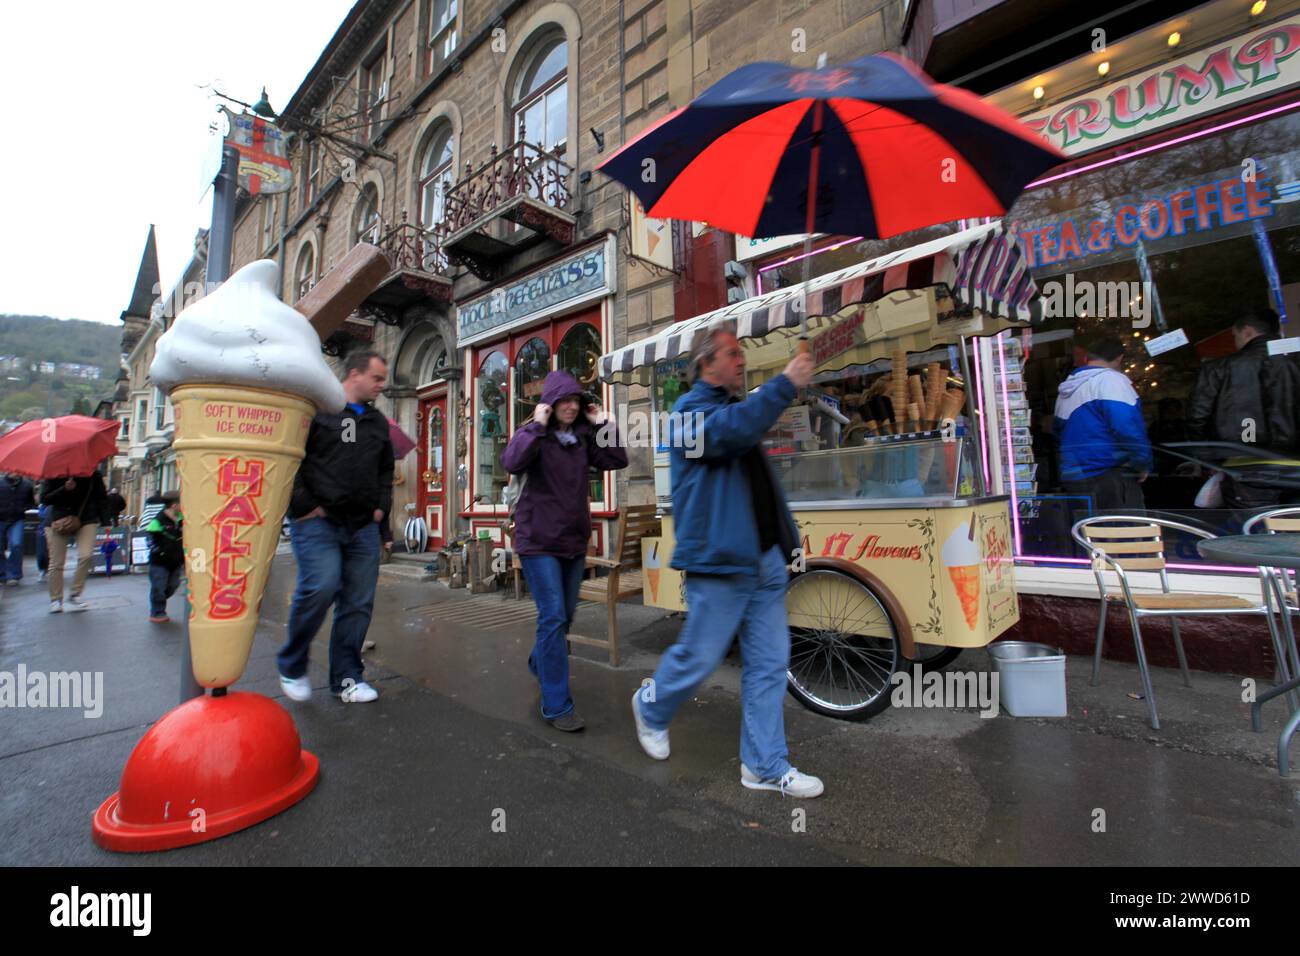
left=0, top=0, right=357, bottom=325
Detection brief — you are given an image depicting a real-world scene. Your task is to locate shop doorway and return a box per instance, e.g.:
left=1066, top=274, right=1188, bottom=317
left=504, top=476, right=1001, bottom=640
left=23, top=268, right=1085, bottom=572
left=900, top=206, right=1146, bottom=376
left=417, top=391, right=448, bottom=550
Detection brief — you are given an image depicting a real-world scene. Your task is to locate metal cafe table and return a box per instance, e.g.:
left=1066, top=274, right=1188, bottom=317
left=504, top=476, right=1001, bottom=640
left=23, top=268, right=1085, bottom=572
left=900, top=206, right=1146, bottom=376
left=1196, top=534, right=1300, bottom=776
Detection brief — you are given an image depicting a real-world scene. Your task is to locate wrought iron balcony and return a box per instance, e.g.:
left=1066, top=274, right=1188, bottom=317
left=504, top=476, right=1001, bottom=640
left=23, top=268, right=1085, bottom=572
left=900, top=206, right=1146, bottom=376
left=347, top=213, right=455, bottom=337
left=441, top=129, right=576, bottom=281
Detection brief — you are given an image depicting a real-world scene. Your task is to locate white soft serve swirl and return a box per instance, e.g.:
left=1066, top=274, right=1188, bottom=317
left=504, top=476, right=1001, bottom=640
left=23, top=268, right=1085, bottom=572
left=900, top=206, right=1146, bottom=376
left=150, top=259, right=346, bottom=413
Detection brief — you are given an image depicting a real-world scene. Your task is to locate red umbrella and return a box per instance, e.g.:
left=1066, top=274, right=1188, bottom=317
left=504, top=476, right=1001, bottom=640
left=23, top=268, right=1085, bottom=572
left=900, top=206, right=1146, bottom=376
left=388, top=418, right=416, bottom=460
left=0, top=415, right=120, bottom=480
left=598, top=54, right=1065, bottom=344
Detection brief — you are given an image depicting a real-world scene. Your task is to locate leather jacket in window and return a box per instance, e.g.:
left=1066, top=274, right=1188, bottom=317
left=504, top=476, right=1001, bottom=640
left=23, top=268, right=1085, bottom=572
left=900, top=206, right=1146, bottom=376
left=1187, top=336, right=1300, bottom=455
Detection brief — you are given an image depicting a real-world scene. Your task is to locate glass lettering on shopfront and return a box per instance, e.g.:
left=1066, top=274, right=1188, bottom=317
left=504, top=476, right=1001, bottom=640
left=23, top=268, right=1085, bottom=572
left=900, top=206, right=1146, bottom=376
left=1023, top=18, right=1300, bottom=154
left=457, top=246, right=608, bottom=342
left=1016, top=174, right=1274, bottom=269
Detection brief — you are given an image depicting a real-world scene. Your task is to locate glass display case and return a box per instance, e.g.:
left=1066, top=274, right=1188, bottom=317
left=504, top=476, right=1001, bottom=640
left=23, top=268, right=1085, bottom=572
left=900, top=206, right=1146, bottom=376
left=770, top=432, right=978, bottom=504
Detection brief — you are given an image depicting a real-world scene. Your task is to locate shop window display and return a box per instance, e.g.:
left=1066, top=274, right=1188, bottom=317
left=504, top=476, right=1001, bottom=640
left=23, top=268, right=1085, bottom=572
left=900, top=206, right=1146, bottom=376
left=1002, top=110, right=1300, bottom=562
left=514, top=336, right=551, bottom=432
left=475, top=351, right=509, bottom=504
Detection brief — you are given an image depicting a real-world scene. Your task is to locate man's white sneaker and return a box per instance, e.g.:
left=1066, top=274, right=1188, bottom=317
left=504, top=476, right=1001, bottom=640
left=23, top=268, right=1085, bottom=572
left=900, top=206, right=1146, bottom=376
left=741, top=764, right=825, bottom=799
left=631, top=688, right=669, bottom=760
left=65, top=598, right=89, bottom=612
left=338, top=681, right=379, bottom=703
left=48, top=600, right=62, bottom=613
left=279, top=674, right=312, bottom=702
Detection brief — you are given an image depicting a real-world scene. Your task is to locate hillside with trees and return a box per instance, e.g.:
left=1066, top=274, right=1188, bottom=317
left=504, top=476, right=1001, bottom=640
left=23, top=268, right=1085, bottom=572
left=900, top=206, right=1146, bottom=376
left=0, top=316, right=121, bottom=421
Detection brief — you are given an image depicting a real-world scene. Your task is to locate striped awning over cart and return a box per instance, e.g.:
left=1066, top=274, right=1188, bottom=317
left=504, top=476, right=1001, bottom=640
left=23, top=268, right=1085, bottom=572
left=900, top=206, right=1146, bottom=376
left=599, top=221, right=1041, bottom=385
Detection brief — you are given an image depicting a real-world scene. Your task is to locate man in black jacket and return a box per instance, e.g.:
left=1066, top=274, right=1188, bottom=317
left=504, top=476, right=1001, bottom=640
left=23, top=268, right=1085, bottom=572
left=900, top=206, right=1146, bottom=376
left=276, top=350, right=394, bottom=704
left=0, top=473, right=35, bottom=585
left=1187, top=307, right=1300, bottom=513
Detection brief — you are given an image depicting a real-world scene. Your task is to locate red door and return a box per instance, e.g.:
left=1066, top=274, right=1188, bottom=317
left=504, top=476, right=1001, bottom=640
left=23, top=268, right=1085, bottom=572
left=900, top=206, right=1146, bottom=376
left=417, top=393, right=448, bottom=550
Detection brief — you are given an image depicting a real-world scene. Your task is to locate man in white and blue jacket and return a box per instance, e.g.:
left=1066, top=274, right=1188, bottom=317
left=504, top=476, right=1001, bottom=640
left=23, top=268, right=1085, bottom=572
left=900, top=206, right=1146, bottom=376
left=630, top=324, right=825, bottom=799
left=1054, top=336, right=1153, bottom=512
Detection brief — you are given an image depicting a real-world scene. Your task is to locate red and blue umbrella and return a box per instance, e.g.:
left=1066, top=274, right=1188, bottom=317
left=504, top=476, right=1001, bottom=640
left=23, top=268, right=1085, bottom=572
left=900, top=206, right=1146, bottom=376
left=597, top=53, right=1065, bottom=242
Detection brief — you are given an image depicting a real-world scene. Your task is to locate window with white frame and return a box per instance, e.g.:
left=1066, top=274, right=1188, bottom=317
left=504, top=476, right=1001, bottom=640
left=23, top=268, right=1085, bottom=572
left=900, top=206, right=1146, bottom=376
left=361, top=49, right=388, bottom=142
left=419, top=125, right=455, bottom=230
left=154, top=388, right=166, bottom=431
left=135, top=398, right=148, bottom=433
left=301, top=140, right=321, bottom=207
left=261, top=196, right=277, bottom=252
left=354, top=183, right=382, bottom=244
left=295, top=244, right=316, bottom=303
left=513, top=36, right=567, bottom=159
left=429, top=0, right=458, bottom=74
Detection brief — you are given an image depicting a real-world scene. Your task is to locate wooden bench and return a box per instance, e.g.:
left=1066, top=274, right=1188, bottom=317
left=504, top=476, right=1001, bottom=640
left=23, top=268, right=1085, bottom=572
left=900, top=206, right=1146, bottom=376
left=511, top=505, right=661, bottom=666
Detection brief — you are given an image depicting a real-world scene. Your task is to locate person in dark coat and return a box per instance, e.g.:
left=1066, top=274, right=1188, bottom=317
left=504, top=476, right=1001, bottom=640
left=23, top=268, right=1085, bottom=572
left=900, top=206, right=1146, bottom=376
left=105, top=487, right=127, bottom=525
left=145, top=491, right=184, bottom=622
left=276, top=350, right=395, bottom=704
left=502, top=370, right=628, bottom=731
left=1187, top=306, right=1300, bottom=515
left=0, top=474, right=35, bottom=585
left=40, top=471, right=110, bottom=612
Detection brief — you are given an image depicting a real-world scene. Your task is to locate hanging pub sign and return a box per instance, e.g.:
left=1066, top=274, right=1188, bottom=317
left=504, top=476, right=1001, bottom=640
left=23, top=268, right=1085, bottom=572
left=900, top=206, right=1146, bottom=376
left=1014, top=14, right=1300, bottom=156
left=222, top=108, right=293, bottom=195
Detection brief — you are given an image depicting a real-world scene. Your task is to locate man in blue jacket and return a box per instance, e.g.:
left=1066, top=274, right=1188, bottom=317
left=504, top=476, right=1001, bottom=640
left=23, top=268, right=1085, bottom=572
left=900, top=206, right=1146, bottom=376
left=1054, top=336, right=1153, bottom=512
left=631, top=324, right=824, bottom=798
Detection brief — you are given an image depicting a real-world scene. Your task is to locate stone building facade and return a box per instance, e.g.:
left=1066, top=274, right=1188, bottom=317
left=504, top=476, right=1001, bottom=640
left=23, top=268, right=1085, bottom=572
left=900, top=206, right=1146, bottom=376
left=226, top=0, right=904, bottom=552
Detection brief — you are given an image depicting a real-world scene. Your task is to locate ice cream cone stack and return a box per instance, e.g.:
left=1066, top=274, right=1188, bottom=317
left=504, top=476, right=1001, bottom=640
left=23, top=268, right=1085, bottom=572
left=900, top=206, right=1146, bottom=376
left=891, top=349, right=908, bottom=431
left=939, top=388, right=966, bottom=427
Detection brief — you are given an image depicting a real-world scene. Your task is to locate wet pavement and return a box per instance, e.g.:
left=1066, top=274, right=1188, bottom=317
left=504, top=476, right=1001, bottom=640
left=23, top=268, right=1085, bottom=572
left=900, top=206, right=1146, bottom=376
left=1, top=552, right=1297, bottom=866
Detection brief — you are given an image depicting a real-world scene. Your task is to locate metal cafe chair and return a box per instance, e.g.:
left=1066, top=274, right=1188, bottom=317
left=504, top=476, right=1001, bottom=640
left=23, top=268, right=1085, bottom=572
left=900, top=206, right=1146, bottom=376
left=1071, top=516, right=1282, bottom=731
left=1242, top=507, right=1300, bottom=719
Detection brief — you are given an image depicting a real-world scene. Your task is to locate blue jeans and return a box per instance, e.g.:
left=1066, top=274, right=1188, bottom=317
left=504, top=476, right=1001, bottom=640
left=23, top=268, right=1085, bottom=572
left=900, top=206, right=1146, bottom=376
left=518, top=554, right=586, bottom=719
left=641, top=545, right=792, bottom=781
left=0, top=519, right=23, bottom=581
left=148, top=563, right=182, bottom=616
left=277, top=517, right=381, bottom=693
left=35, top=522, right=47, bottom=573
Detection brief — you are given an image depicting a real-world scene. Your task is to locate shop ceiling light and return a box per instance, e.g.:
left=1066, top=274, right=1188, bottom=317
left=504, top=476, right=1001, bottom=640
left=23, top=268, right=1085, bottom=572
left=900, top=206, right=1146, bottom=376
left=1252, top=1, right=1267, bottom=16
left=1033, top=85, right=1045, bottom=100
left=1098, top=61, right=1111, bottom=76
left=1168, top=31, right=1181, bottom=47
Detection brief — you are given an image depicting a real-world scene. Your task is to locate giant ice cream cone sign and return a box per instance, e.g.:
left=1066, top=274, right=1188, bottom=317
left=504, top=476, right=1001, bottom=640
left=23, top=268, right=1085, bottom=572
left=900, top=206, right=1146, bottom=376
left=150, top=260, right=346, bottom=688
left=943, top=519, right=981, bottom=631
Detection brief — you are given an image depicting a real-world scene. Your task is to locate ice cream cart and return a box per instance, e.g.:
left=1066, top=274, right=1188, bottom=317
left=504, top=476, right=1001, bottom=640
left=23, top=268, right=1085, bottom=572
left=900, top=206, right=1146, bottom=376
left=601, top=222, right=1041, bottom=719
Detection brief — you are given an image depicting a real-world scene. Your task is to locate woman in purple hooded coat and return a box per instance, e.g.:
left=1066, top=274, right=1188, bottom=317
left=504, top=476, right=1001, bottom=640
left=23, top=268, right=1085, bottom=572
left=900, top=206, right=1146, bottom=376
left=502, top=370, right=628, bottom=731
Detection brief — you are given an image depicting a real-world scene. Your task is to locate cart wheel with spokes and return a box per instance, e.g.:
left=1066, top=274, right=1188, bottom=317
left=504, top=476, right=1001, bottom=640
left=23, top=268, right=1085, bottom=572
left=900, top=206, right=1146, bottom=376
left=785, top=567, right=902, bottom=720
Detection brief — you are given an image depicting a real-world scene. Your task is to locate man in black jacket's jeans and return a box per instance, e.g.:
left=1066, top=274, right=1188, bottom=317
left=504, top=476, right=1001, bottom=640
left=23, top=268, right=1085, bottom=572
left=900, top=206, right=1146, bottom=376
left=276, top=350, right=394, bottom=704
left=1188, top=306, right=1300, bottom=516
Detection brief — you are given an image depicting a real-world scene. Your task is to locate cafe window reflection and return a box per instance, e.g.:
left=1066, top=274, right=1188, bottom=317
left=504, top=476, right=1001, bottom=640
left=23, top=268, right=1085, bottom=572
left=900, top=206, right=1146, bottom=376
left=475, top=350, right=509, bottom=504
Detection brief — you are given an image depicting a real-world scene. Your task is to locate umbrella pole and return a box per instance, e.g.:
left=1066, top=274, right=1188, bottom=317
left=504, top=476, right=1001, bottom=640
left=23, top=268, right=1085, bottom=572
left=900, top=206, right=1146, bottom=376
left=796, top=100, right=824, bottom=358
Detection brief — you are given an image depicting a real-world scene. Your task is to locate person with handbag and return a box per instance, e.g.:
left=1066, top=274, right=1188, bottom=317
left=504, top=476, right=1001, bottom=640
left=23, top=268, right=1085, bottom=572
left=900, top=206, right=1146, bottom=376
left=40, top=470, right=110, bottom=613
left=501, top=370, right=628, bottom=731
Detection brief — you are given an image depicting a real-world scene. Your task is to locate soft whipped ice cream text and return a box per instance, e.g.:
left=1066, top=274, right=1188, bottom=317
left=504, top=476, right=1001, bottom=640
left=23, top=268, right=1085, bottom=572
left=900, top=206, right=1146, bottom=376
left=150, top=259, right=346, bottom=412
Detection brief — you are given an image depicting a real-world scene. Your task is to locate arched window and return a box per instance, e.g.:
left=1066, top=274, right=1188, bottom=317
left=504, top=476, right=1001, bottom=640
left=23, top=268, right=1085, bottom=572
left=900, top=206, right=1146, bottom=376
left=295, top=244, right=316, bottom=303
left=354, top=183, right=382, bottom=244
left=419, top=127, right=455, bottom=230
left=475, top=351, right=510, bottom=503
left=513, top=35, right=567, bottom=159
left=557, top=323, right=600, bottom=390
left=514, top=336, right=551, bottom=431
